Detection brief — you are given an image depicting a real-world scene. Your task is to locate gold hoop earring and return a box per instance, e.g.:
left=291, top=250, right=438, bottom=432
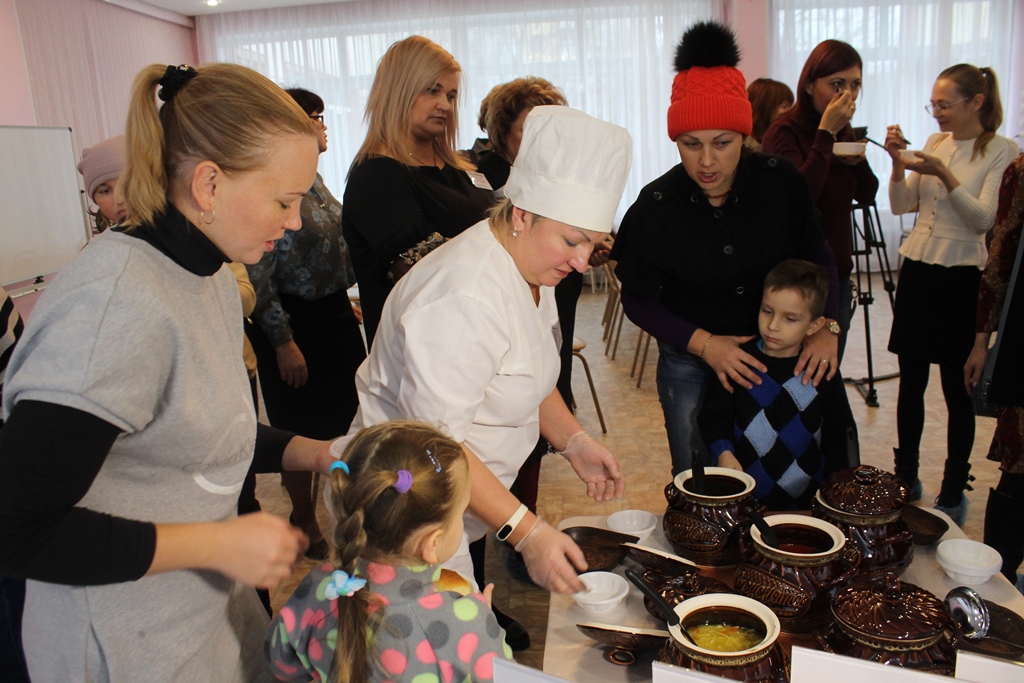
left=200, top=209, right=216, bottom=225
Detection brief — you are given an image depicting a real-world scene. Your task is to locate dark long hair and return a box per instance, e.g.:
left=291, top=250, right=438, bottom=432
left=783, top=40, right=862, bottom=133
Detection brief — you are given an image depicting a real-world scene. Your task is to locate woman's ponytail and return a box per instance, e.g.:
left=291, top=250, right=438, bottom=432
left=121, top=65, right=171, bottom=229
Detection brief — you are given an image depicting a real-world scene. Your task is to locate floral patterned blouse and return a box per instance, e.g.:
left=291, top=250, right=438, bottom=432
left=247, top=173, right=356, bottom=347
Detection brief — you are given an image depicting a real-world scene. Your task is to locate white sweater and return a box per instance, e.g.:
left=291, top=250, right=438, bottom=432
left=890, top=132, right=1018, bottom=268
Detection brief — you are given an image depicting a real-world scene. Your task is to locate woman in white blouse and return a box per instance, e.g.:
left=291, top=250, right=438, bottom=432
left=885, top=64, right=1018, bottom=526
left=348, top=107, right=630, bottom=595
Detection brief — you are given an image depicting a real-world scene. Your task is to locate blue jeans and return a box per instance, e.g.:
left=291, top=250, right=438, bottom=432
left=656, top=341, right=714, bottom=477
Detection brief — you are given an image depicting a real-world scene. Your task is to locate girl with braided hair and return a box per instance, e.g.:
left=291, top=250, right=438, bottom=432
left=266, top=421, right=513, bottom=682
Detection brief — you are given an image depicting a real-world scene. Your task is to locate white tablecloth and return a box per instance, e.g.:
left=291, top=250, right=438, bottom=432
left=542, top=511, right=1024, bottom=682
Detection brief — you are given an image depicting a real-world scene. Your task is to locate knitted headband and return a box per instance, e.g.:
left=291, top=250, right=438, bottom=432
left=667, top=21, right=752, bottom=140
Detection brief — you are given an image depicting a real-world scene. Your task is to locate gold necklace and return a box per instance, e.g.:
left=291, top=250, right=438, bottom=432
left=408, top=147, right=436, bottom=167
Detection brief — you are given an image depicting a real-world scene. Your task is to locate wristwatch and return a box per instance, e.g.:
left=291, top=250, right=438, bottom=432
left=827, top=320, right=841, bottom=335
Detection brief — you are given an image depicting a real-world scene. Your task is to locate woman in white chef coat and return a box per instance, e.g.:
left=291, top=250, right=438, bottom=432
left=349, top=106, right=630, bottom=594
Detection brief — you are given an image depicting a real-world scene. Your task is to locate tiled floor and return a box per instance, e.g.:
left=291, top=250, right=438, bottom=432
left=255, top=273, right=1002, bottom=672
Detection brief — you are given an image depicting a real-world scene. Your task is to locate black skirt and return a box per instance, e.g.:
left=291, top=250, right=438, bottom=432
left=888, top=258, right=981, bottom=365
left=247, top=289, right=366, bottom=439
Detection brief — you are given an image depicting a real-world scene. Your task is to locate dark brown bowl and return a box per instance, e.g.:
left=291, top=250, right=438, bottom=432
left=563, top=526, right=639, bottom=572
left=623, top=542, right=699, bottom=577
left=576, top=622, right=670, bottom=651
left=901, top=505, right=949, bottom=545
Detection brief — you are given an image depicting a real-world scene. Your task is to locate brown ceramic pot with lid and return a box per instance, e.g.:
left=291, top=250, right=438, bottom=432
left=663, top=467, right=759, bottom=566
left=656, top=593, right=790, bottom=683
left=734, top=514, right=861, bottom=634
left=811, top=465, right=914, bottom=575
left=815, top=572, right=960, bottom=675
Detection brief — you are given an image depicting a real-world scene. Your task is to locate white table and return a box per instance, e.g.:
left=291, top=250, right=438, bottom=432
left=542, top=512, right=1024, bottom=682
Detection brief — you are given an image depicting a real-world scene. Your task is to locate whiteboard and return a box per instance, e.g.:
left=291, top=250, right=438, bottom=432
left=0, top=126, right=89, bottom=287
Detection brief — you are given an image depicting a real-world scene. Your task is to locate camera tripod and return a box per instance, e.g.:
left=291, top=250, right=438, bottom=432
left=845, top=202, right=898, bottom=407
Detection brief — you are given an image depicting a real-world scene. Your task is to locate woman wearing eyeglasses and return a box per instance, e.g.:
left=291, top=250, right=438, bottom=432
left=885, top=64, right=1019, bottom=526
left=246, top=88, right=366, bottom=559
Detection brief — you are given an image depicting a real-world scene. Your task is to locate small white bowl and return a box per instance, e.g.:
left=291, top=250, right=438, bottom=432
left=833, top=142, right=866, bottom=156
left=936, top=539, right=1002, bottom=585
left=900, top=149, right=923, bottom=162
left=572, top=571, right=629, bottom=614
left=607, top=510, right=657, bottom=541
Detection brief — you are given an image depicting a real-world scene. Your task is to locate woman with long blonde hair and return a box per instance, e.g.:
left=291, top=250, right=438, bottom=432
left=343, top=35, right=494, bottom=346
left=0, top=63, right=341, bottom=682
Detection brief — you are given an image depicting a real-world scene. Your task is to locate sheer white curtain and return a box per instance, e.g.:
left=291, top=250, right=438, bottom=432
left=196, top=0, right=724, bottom=223
left=770, top=0, right=1018, bottom=218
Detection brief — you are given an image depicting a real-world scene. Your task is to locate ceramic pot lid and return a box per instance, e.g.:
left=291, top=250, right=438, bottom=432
left=832, top=573, right=949, bottom=642
left=820, top=465, right=907, bottom=515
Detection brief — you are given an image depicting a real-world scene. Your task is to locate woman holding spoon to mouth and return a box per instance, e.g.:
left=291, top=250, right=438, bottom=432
left=885, top=64, right=1018, bottom=527
left=762, top=39, right=879, bottom=362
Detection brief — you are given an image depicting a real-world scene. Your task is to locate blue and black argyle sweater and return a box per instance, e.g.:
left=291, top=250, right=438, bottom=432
left=698, top=340, right=855, bottom=510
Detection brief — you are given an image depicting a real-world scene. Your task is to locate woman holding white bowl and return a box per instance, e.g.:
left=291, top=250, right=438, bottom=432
left=885, top=63, right=1018, bottom=526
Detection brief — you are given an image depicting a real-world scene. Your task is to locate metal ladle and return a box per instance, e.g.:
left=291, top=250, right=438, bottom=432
left=945, top=586, right=1022, bottom=649
left=624, top=568, right=697, bottom=646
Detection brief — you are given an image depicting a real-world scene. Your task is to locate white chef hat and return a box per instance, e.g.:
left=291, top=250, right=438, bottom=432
left=504, top=106, right=633, bottom=234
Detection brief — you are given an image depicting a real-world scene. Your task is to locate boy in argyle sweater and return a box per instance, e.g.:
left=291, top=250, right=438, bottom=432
left=699, top=260, right=856, bottom=510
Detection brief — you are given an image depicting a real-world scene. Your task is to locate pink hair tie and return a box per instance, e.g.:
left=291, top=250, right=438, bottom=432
left=393, top=469, right=413, bottom=494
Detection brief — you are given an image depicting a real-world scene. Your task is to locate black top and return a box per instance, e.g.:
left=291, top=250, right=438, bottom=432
left=474, top=150, right=512, bottom=191
left=610, top=152, right=828, bottom=341
left=0, top=205, right=295, bottom=585
left=342, top=156, right=495, bottom=346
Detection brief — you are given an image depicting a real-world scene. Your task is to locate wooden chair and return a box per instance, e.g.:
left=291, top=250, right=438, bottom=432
left=572, top=336, right=607, bottom=433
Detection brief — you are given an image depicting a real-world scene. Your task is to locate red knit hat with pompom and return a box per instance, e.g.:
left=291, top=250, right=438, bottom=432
left=667, top=21, right=752, bottom=140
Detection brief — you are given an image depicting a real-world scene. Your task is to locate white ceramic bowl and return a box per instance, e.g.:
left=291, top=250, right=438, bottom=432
left=833, top=142, right=866, bottom=156
left=900, top=149, right=923, bottom=162
left=936, top=539, right=1002, bottom=585
left=572, top=571, right=629, bottom=614
left=607, top=510, right=657, bottom=541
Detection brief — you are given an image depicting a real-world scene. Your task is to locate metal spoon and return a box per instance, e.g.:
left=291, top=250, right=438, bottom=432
left=865, top=135, right=913, bottom=149
left=744, top=505, right=780, bottom=549
left=624, top=568, right=696, bottom=646
left=945, top=586, right=1022, bottom=649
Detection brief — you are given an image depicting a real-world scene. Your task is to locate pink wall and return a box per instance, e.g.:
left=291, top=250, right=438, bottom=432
left=0, top=0, right=36, bottom=126
left=2, top=0, right=197, bottom=320
left=727, top=0, right=771, bottom=82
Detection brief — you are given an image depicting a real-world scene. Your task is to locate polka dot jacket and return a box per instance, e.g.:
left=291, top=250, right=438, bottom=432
left=265, top=561, right=514, bottom=682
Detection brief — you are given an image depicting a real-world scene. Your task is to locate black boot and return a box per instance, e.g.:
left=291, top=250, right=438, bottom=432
left=984, top=488, right=1024, bottom=584
left=935, top=460, right=973, bottom=527
left=893, top=448, right=922, bottom=502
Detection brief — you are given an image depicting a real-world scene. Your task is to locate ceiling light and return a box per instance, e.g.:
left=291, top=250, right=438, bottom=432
left=205, top=0, right=219, bottom=6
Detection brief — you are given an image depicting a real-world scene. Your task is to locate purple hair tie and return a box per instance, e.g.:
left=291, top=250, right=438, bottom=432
left=393, top=469, right=413, bottom=494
